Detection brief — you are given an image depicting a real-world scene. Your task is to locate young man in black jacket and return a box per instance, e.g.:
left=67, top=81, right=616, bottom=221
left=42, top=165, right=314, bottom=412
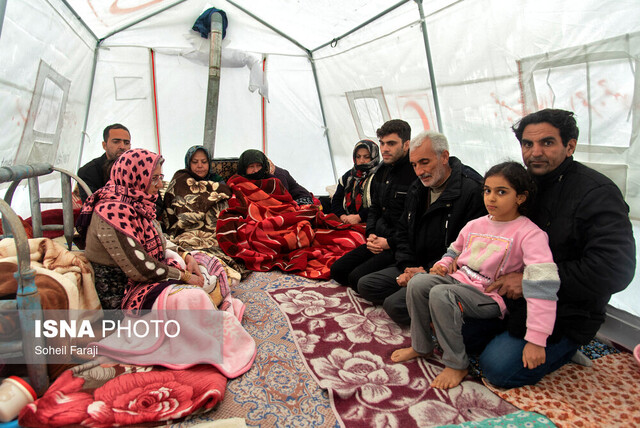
left=478, top=109, right=636, bottom=388
left=330, top=119, right=416, bottom=290
left=78, top=124, right=131, bottom=202
left=357, top=130, right=486, bottom=324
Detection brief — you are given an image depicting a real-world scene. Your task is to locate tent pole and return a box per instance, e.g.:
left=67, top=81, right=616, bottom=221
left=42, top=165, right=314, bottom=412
left=76, top=41, right=101, bottom=172
left=60, top=0, right=98, bottom=41
left=309, top=53, right=338, bottom=183
left=100, top=0, right=187, bottom=42
left=227, top=0, right=309, bottom=54
left=0, top=0, right=7, bottom=40
left=203, top=12, right=223, bottom=154
left=415, top=0, right=443, bottom=132
left=311, top=0, right=411, bottom=53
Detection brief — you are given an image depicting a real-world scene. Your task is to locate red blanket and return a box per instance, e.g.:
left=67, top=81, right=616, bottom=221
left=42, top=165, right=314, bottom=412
left=216, top=175, right=365, bottom=279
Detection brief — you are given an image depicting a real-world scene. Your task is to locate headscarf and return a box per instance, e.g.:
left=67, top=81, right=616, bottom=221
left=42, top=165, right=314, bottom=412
left=343, top=140, right=380, bottom=214
left=76, top=148, right=165, bottom=261
left=237, top=149, right=270, bottom=180
left=183, top=145, right=223, bottom=182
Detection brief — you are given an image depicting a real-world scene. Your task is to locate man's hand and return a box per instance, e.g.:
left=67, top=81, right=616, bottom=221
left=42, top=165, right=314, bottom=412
left=366, top=234, right=389, bottom=254
left=522, top=342, right=546, bottom=369
left=429, top=264, right=448, bottom=277
left=485, top=272, right=523, bottom=299
left=396, top=266, right=426, bottom=286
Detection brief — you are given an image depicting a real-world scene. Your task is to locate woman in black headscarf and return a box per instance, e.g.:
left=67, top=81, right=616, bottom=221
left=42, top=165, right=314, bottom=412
left=237, top=149, right=314, bottom=205
left=330, top=140, right=380, bottom=224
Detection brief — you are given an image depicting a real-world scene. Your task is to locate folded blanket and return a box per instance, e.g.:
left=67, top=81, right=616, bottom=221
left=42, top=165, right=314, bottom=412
left=0, top=237, right=99, bottom=311
left=216, top=175, right=365, bottom=279
left=19, top=358, right=227, bottom=427
left=94, top=285, right=256, bottom=378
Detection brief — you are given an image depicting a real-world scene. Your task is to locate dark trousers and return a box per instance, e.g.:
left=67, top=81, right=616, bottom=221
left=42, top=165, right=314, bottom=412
left=357, top=266, right=410, bottom=325
left=330, top=244, right=395, bottom=291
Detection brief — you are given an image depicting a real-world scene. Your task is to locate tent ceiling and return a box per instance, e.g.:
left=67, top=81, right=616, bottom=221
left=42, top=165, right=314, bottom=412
left=65, top=0, right=456, bottom=49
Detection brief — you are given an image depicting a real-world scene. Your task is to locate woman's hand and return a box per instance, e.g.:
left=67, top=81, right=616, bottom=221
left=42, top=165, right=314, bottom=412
left=187, top=273, right=205, bottom=288
left=184, top=254, right=204, bottom=279
left=342, top=214, right=362, bottom=224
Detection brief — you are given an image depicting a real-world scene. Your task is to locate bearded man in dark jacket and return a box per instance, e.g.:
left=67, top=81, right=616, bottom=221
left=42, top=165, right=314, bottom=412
left=478, top=109, right=636, bottom=388
left=330, top=120, right=417, bottom=290
left=358, top=130, right=486, bottom=324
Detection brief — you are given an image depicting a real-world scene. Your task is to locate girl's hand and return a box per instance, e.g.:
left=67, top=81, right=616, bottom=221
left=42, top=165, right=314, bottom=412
left=522, top=342, right=546, bottom=369
left=448, top=257, right=459, bottom=273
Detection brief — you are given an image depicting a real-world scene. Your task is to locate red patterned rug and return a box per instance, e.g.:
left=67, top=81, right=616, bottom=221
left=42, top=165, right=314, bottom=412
left=267, top=281, right=516, bottom=427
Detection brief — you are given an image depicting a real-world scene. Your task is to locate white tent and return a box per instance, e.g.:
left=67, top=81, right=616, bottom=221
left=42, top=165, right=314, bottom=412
left=1, top=0, right=639, bottom=346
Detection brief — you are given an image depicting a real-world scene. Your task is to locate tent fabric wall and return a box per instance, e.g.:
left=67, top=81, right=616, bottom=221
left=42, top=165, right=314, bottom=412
left=1, top=0, right=639, bottom=321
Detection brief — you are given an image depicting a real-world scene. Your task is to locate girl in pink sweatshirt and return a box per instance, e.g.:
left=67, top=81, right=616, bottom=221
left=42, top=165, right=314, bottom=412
left=391, top=161, right=559, bottom=389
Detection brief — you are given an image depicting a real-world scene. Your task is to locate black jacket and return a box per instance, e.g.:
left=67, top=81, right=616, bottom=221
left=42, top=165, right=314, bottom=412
left=394, top=157, right=486, bottom=271
left=365, top=153, right=416, bottom=250
left=508, top=157, right=635, bottom=345
left=78, top=153, right=109, bottom=202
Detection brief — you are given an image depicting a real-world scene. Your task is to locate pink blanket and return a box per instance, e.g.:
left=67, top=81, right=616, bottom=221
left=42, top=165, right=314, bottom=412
left=94, top=286, right=256, bottom=378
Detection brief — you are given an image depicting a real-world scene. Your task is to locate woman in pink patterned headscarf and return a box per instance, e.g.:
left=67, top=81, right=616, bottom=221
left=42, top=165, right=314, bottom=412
left=77, top=148, right=204, bottom=310
left=76, top=148, right=256, bottom=377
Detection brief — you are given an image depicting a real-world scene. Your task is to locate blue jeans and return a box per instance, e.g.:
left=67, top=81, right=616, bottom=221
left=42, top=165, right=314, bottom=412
left=479, top=331, right=579, bottom=388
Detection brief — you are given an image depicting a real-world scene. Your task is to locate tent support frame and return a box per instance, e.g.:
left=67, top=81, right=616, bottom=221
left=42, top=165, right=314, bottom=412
left=227, top=0, right=338, bottom=182
left=415, top=0, right=443, bottom=132
left=76, top=41, right=101, bottom=172
left=100, top=0, right=188, bottom=42
left=0, top=0, right=7, bottom=39
left=311, top=0, right=411, bottom=53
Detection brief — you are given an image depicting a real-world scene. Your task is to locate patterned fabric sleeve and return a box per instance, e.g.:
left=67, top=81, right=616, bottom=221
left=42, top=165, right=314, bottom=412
left=94, top=216, right=182, bottom=283
left=521, top=227, right=560, bottom=347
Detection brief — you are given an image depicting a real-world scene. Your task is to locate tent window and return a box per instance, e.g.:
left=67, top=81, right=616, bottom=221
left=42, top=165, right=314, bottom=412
left=530, top=59, right=634, bottom=149
left=346, top=87, right=390, bottom=139
left=33, top=79, right=65, bottom=135
left=114, top=76, right=146, bottom=100
left=14, top=61, right=69, bottom=165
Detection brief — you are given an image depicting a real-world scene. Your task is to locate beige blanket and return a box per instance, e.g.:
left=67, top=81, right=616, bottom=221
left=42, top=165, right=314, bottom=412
left=0, top=237, right=99, bottom=311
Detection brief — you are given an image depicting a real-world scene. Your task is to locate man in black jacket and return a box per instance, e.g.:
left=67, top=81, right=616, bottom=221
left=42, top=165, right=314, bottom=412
left=330, top=119, right=416, bottom=290
left=478, top=109, right=636, bottom=388
left=358, top=130, right=486, bottom=324
left=78, top=123, right=131, bottom=201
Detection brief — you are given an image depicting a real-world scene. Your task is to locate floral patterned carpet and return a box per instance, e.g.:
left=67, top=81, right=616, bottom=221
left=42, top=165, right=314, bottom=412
left=265, top=277, right=517, bottom=428
left=174, top=271, right=339, bottom=427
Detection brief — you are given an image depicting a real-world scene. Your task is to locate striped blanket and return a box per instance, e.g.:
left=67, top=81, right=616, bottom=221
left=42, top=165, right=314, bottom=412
left=216, top=175, right=365, bottom=279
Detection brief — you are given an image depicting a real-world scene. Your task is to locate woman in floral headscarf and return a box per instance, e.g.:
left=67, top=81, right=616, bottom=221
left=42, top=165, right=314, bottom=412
left=331, top=140, right=380, bottom=224
left=162, top=145, right=245, bottom=283
left=77, top=148, right=205, bottom=310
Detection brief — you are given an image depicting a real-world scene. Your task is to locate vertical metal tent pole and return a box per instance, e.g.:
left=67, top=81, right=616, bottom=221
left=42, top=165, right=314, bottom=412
left=415, top=0, right=443, bottom=132
left=77, top=42, right=100, bottom=172
left=0, top=0, right=7, bottom=39
left=203, top=13, right=223, bottom=155
left=309, top=54, right=338, bottom=183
